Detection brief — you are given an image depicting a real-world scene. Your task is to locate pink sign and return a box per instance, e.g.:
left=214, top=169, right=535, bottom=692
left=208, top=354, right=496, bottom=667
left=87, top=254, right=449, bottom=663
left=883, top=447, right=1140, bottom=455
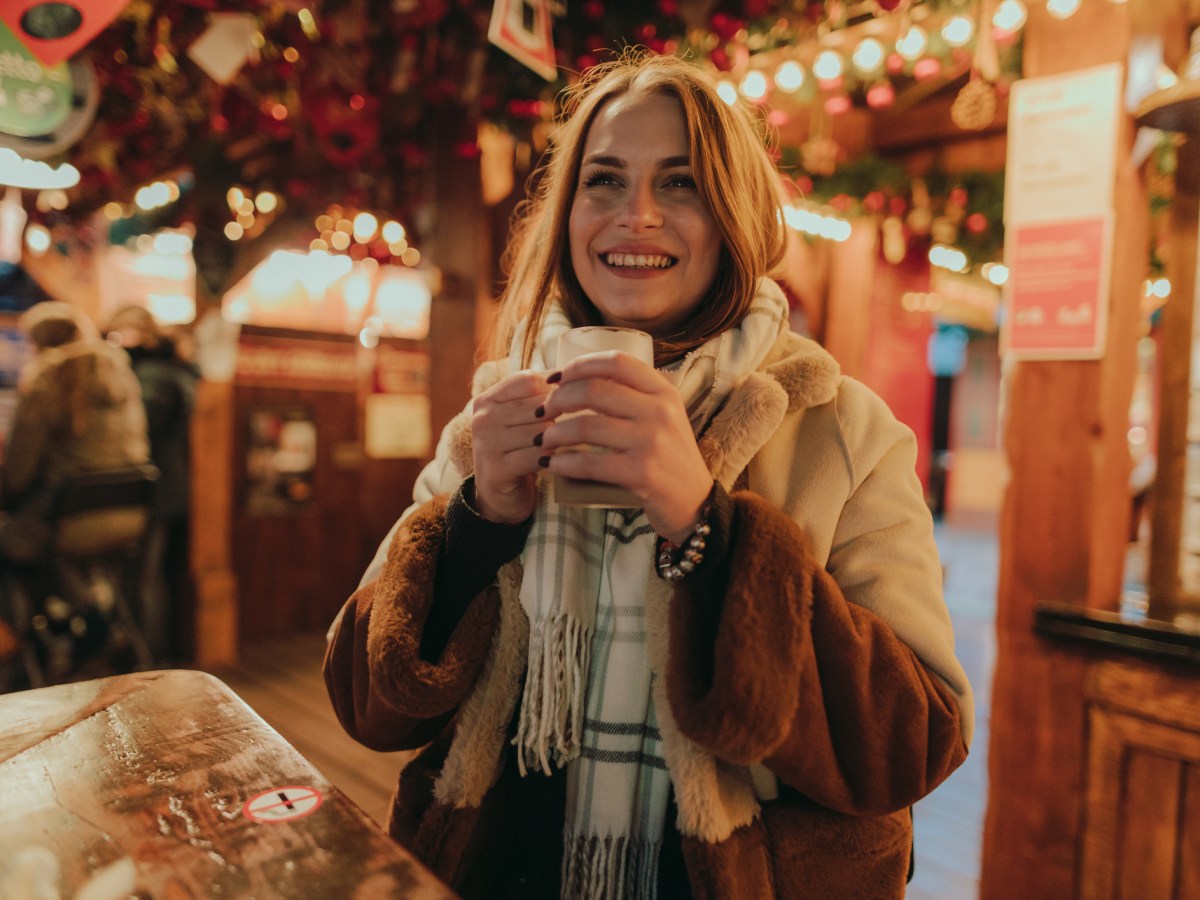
left=1004, top=214, right=1112, bottom=360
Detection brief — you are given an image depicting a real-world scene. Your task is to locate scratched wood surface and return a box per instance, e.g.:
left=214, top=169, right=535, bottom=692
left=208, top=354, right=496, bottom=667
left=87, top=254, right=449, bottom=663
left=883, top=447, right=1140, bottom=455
left=0, top=669, right=456, bottom=899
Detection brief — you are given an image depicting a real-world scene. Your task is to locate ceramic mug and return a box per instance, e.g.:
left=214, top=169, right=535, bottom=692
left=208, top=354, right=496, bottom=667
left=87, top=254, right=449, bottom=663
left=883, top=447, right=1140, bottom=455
left=551, top=326, right=654, bottom=508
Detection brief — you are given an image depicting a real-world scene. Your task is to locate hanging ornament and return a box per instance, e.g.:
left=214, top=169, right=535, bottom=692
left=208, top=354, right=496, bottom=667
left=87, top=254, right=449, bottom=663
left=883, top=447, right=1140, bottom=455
left=802, top=102, right=840, bottom=176
left=951, top=78, right=997, bottom=130
left=931, top=215, right=957, bottom=245
left=952, top=0, right=999, bottom=131
left=307, top=87, right=381, bottom=168
left=801, top=136, right=840, bottom=175
left=907, top=178, right=932, bottom=235
left=881, top=215, right=907, bottom=265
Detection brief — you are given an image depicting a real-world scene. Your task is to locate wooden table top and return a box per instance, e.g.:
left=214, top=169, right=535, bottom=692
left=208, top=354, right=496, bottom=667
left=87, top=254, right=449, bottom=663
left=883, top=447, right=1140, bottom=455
left=0, top=669, right=457, bottom=899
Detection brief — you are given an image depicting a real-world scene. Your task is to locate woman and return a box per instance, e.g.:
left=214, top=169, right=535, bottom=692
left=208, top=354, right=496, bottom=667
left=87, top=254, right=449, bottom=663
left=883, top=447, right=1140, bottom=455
left=325, top=52, right=972, bottom=899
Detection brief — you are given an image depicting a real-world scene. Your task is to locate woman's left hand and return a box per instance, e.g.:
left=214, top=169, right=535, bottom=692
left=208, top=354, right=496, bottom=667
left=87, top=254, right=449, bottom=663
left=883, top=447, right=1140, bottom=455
left=538, top=350, right=713, bottom=543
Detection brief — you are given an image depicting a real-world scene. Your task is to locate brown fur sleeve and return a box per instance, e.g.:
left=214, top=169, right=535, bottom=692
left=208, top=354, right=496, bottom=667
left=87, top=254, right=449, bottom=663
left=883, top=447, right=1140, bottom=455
left=324, top=494, right=502, bottom=752
left=666, top=490, right=967, bottom=815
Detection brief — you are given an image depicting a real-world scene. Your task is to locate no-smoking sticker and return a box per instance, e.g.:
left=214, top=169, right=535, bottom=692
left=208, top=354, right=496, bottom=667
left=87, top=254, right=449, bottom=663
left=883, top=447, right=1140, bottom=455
left=242, top=786, right=324, bottom=823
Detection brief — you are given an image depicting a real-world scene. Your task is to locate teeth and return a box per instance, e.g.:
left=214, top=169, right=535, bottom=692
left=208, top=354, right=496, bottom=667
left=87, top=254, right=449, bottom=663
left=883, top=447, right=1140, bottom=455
left=605, top=253, right=674, bottom=269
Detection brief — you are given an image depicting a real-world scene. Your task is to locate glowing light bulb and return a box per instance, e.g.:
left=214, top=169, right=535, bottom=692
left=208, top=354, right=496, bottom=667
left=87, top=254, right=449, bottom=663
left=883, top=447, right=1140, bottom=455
left=852, top=38, right=885, bottom=74
left=1047, top=0, right=1081, bottom=19
left=774, top=60, right=805, bottom=92
left=740, top=70, right=768, bottom=99
left=993, top=0, right=1027, bottom=33
left=896, top=25, right=928, bottom=61
left=381, top=220, right=405, bottom=243
left=813, top=49, right=845, bottom=83
left=942, top=15, right=975, bottom=48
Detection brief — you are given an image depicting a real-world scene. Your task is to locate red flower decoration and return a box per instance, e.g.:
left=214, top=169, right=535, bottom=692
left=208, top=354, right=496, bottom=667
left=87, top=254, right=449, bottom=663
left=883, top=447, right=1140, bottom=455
left=307, top=88, right=381, bottom=169
left=966, top=213, right=988, bottom=234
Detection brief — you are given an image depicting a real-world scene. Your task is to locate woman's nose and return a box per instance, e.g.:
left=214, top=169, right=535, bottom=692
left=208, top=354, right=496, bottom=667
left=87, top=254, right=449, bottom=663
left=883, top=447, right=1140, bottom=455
left=616, top=182, right=662, bottom=230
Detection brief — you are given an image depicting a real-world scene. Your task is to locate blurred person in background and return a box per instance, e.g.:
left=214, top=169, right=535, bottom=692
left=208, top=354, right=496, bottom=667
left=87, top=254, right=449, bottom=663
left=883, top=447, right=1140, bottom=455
left=106, top=305, right=200, bottom=664
left=0, top=302, right=149, bottom=682
left=0, top=302, right=148, bottom=564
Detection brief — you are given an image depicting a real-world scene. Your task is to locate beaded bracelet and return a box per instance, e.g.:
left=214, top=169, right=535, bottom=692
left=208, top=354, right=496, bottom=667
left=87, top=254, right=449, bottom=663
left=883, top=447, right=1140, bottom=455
left=655, top=488, right=715, bottom=582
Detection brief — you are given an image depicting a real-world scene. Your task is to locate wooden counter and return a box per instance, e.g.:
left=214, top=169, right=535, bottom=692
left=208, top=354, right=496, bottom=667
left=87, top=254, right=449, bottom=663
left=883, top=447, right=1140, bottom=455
left=0, top=669, right=455, bottom=898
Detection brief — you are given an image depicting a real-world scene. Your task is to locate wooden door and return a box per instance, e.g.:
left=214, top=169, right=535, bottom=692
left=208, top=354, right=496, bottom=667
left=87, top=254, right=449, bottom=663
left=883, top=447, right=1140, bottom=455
left=232, top=383, right=364, bottom=638
left=1080, top=660, right=1200, bottom=900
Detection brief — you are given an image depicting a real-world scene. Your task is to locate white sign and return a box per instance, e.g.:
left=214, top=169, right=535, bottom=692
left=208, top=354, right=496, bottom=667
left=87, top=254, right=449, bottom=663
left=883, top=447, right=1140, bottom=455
left=1004, top=63, right=1122, bottom=224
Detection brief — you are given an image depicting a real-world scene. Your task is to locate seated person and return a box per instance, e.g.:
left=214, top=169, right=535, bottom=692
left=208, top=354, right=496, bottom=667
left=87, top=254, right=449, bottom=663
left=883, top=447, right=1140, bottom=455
left=0, top=302, right=149, bottom=564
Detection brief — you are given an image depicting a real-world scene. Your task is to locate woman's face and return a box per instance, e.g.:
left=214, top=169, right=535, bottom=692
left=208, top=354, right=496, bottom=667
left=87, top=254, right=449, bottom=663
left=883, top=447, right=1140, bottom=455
left=568, top=92, right=722, bottom=338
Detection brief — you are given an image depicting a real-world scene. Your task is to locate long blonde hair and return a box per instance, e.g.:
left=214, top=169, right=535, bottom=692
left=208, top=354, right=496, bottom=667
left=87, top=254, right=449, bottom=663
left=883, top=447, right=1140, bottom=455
left=490, top=51, right=790, bottom=367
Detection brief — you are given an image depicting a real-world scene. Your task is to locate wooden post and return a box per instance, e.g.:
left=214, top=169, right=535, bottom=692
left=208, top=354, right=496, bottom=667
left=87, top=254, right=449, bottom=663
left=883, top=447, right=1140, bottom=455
left=425, top=116, right=490, bottom=439
left=980, top=3, right=1147, bottom=896
left=190, top=379, right=237, bottom=666
left=1147, top=139, right=1200, bottom=612
left=821, top=221, right=879, bottom=380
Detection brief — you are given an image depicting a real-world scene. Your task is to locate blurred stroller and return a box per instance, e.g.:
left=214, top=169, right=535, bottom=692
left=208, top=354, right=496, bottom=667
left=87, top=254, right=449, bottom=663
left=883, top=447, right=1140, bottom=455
left=0, top=464, right=159, bottom=689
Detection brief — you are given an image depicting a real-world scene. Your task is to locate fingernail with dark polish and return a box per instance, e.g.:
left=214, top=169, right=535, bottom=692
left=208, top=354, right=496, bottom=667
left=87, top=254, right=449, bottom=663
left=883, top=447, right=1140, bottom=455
left=533, top=432, right=543, bottom=447
left=547, top=370, right=562, bottom=384
left=535, top=405, right=545, bottom=418
left=537, top=456, right=550, bottom=468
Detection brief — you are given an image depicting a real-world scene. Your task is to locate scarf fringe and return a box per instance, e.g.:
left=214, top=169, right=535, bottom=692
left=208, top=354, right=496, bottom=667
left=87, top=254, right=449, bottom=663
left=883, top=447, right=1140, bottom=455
left=561, top=831, right=661, bottom=900
left=514, top=614, right=592, bottom=775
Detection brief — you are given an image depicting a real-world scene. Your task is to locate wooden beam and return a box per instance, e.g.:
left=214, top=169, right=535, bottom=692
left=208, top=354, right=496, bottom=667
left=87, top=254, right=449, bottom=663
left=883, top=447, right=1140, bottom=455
left=980, top=2, right=1147, bottom=897
left=872, top=81, right=1009, bottom=154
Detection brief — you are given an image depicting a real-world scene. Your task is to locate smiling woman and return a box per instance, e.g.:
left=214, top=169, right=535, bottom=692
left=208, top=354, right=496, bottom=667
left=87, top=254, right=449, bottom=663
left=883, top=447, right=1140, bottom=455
left=324, top=50, right=973, bottom=900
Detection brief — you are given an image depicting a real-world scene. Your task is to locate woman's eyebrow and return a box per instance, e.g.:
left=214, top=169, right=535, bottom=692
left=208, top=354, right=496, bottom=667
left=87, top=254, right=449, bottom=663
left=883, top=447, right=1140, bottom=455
left=580, top=154, right=692, bottom=169
left=582, top=153, right=624, bottom=168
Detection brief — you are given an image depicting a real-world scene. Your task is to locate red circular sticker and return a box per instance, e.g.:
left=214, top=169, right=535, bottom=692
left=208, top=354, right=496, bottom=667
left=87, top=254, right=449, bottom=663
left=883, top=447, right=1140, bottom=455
left=242, top=786, right=324, bottom=823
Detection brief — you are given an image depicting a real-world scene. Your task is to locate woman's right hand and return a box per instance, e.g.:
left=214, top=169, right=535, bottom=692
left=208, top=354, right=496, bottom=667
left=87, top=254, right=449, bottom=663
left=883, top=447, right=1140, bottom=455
left=470, top=370, right=555, bottom=524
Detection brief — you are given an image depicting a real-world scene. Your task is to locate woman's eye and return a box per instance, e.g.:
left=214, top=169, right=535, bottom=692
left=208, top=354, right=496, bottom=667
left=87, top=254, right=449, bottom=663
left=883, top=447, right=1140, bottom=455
left=664, top=173, right=698, bottom=189
left=582, top=171, right=619, bottom=188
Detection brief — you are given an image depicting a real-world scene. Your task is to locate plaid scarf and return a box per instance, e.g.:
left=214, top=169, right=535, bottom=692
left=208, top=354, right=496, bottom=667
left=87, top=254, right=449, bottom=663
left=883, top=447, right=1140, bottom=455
left=513, top=293, right=788, bottom=899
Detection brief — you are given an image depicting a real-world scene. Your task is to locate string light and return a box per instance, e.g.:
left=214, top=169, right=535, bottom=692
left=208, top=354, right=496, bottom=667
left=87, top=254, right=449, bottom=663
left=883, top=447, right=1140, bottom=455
left=852, top=38, right=885, bottom=75
left=813, top=49, right=845, bottom=85
left=981, top=263, right=1009, bottom=286
left=739, top=69, right=769, bottom=99
left=783, top=204, right=852, bottom=242
left=896, top=25, right=928, bottom=61
left=1046, top=0, right=1081, bottom=19
left=942, top=15, right=975, bottom=48
left=381, top=220, right=405, bottom=243
left=993, top=0, right=1028, bottom=35
left=774, top=60, right=805, bottom=92
left=929, top=244, right=969, bottom=273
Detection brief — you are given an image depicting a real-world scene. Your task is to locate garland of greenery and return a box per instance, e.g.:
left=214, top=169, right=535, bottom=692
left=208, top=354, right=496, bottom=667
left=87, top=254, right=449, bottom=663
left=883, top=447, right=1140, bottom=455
left=786, top=152, right=1006, bottom=268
